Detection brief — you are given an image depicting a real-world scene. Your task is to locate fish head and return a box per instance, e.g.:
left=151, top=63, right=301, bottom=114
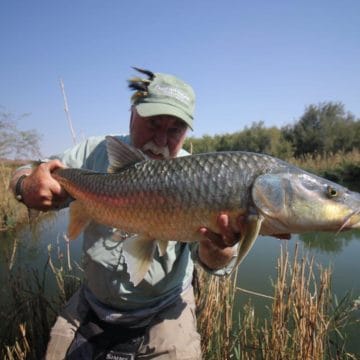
left=252, top=171, right=360, bottom=235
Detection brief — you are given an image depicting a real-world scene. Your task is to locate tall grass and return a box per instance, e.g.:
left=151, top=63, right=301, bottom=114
left=195, top=244, right=359, bottom=359
left=0, top=232, right=82, bottom=359
left=1, top=240, right=359, bottom=359
left=288, top=149, right=360, bottom=188
left=195, top=267, right=237, bottom=360
left=0, top=162, right=28, bottom=231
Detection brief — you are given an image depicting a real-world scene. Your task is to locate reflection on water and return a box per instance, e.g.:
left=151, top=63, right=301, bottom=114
left=0, top=211, right=83, bottom=305
left=298, top=230, right=360, bottom=253
left=236, top=230, right=360, bottom=355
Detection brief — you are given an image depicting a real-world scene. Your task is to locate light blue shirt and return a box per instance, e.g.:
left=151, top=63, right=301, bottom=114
left=53, top=134, right=236, bottom=325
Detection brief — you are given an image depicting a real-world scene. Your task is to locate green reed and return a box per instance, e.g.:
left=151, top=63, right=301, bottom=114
left=0, top=232, right=82, bottom=359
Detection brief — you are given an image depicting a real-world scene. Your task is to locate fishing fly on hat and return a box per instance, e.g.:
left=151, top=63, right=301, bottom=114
left=128, top=67, right=195, bottom=129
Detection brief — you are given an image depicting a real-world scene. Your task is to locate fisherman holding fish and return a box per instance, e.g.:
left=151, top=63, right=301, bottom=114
left=10, top=68, right=243, bottom=359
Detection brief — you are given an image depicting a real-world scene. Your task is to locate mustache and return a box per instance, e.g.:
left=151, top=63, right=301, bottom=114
left=142, top=141, right=170, bottom=159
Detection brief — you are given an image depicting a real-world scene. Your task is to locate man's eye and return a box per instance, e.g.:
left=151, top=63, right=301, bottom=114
left=169, top=128, right=181, bottom=134
left=148, top=122, right=158, bottom=130
left=169, top=127, right=186, bottom=136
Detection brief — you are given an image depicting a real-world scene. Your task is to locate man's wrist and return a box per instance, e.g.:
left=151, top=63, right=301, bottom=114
left=10, top=168, right=32, bottom=202
left=195, top=245, right=216, bottom=272
left=14, top=174, right=29, bottom=203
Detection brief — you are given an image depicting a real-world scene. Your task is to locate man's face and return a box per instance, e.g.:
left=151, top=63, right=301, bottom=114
left=130, top=109, right=188, bottom=159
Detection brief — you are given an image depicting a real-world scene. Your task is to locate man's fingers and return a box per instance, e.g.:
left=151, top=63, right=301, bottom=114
left=49, top=179, right=67, bottom=197
left=216, top=213, right=241, bottom=246
left=235, top=215, right=247, bottom=235
left=199, top=227, right=228, bottom=249
left=46, top=159, right=66, bottom=172
left=37, top=161, right=67, bottom=197
left=20, top=160, right=69, bottom=210
left=199, top=213, right=246, bottom=250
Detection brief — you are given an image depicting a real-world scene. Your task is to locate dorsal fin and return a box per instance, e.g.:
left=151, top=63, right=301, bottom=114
left=105, top=136, right=147, bottom=173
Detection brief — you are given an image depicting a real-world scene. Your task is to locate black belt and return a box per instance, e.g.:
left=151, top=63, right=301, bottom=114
left=66, top=308, right=147, bottom=359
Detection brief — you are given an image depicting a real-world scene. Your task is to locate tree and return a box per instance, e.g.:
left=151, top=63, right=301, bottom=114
left=0, top=109, right=42, bottom=159
left=283, top=102, right=359, bottom=158
left=229, top=121, right=272, bottom=153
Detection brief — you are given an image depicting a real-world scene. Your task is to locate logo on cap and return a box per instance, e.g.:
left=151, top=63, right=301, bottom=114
left=153, top=84, right=191, bottom=105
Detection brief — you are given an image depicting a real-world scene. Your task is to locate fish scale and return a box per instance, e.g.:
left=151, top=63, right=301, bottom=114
left=51, top=136, right=360, bottom=286
left=54, top=152, right=277, bottom=239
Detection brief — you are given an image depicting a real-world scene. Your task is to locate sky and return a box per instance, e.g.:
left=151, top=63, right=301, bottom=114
left=1, top=0, right=359, bottom=156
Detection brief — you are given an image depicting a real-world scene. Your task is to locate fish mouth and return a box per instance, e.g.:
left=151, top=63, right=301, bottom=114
left=337, top=208, right=360, bottom=234
left=144, top=150, right=165, bottom=160
left=142, top=142, right=170, bottom=159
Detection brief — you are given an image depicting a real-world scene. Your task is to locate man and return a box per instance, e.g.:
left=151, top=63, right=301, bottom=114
left=10, top=68, right=241, bottom=359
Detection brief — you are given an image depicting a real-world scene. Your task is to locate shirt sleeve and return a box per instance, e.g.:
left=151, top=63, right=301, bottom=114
left=49, top=135, right=107, bottom=168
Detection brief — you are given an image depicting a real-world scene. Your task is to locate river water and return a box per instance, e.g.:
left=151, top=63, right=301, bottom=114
left=1, top=209, right=359, bottom=355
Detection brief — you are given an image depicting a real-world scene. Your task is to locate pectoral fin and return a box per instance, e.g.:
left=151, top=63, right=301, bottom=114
left=122, top=235, right=156, bottom=286
left=234, top=214, right=263, bottom=269
left=157, top=240, right=169, bottom=256
left=67, top=200, right=90, bottom=240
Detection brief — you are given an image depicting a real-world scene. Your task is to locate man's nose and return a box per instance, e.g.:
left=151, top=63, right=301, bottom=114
left=154, top=131, right=167, bottom=147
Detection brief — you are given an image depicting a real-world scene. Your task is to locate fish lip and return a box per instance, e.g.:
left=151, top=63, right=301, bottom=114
left=337, top=209, right=360, bottom=234
left=144, top=150, right=165, bottom=160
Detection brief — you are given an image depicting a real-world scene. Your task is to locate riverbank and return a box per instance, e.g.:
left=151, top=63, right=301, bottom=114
left=288, top=149, right=360, bottom=191
left=2, top=234, right=359, bottom=359
left=1, top=152, right=359, bottom=358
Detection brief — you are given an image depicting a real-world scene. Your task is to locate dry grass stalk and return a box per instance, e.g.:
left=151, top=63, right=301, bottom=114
left=195, top=267, right=237, bottom=360
left=4, top=324, right=30, bottom=360
left=196, top=244, right=358, bottom=360
left=288, top=149, right=360, bottom=175
left=47, top=234, right=83, bottom=303
left=1, top=229, right=82, bottom=359
left=0, top=266, right=55, bottom=359
left=264, top=244, right=331, bottom=359
left=0, top=163, right=28, bottom=231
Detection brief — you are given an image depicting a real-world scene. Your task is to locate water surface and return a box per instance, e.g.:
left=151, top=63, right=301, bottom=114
left=1, top=210, right=359, bottom=354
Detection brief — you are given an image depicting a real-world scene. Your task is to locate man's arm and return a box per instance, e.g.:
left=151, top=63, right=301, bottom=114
left=9, top=136, right=109, bottom=211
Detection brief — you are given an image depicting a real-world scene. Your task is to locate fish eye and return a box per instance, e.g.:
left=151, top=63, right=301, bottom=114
left=326, top=186, right=338, bottom=198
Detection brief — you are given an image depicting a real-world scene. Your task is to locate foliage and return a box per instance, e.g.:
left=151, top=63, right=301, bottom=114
left=185, top=121, right=293, bottom=159
left=0, top=109, right=42, bottom=160
left=0, top=162, right=29, bottom=231
left=288, top=149, right=360, bottom=190
left=282, top=102, right=359, bottom=158
left=184, top=102, right=359, bottom=162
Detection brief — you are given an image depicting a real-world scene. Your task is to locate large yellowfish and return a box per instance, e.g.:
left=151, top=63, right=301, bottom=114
left=51, top=136, right=360, bottom=286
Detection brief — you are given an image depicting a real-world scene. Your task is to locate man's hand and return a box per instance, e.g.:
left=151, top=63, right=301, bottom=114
left=198, top=213, right=245, bottom=270
left=11, top=160, right=69, bottom=211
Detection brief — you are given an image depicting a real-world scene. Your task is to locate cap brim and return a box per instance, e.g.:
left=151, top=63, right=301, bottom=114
left=135, top=102, right=193, bottom=130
